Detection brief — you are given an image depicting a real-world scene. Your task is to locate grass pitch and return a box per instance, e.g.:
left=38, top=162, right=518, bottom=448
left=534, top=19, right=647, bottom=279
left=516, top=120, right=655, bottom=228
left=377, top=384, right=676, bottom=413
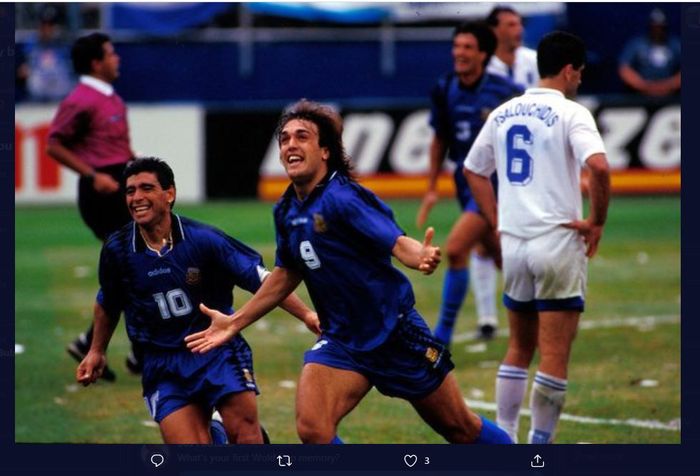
left=15, top=196, right=680, bottom=444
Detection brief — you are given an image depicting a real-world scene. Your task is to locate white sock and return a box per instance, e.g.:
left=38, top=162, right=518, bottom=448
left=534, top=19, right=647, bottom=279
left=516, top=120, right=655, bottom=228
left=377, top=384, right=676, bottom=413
left=496, top=364, right=529, bottom=443
left=470, top=252, right=498, bottom=327
left=528, top=371, right=567, bottom=444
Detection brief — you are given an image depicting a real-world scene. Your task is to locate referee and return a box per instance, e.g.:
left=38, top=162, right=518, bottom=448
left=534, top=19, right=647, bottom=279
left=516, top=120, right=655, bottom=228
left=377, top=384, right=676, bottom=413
left=47, top=32, right=141, bottom=380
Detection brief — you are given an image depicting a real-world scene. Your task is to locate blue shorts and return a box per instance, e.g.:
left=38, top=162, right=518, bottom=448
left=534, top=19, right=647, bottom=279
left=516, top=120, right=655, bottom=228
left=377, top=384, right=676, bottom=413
left=142, top=336, right=258, bottom=423
left=453, top=166, right=497, bottom=214
left=303, top=309, right=454, bottom=400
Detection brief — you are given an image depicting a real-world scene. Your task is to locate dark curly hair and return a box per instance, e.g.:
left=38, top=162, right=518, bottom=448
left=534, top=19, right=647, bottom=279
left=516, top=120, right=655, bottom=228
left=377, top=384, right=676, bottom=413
left=124, top=157, right=176, bottom=209
left=275, top=99, right=355, bottom=180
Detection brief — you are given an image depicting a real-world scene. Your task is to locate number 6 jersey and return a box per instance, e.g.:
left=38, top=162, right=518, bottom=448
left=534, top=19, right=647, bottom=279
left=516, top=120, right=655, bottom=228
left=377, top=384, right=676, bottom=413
left=464, top=88, right=606, bottom=239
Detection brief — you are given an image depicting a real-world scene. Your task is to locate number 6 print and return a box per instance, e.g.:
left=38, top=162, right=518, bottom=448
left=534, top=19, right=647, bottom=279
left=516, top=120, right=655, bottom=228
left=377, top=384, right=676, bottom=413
left=506, top=124, right=534, bottom=185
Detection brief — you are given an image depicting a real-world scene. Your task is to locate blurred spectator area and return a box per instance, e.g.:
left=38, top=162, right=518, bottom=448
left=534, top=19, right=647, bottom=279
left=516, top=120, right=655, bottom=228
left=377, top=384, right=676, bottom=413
left=15, top=2, right=682, bottom=104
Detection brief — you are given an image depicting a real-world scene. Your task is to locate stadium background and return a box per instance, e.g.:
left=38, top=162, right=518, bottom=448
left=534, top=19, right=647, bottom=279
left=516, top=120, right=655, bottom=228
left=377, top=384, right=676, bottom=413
left=14, top=2, right=680, bottom=444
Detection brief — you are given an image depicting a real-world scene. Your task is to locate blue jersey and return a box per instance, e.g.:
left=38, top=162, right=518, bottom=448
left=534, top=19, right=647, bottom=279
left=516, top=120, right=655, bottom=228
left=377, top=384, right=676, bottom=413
left=274, top=172, right=415, bottom=352
left=429, top=72, right=523, bottom=164
left=98, top=214, right=267, bottom=349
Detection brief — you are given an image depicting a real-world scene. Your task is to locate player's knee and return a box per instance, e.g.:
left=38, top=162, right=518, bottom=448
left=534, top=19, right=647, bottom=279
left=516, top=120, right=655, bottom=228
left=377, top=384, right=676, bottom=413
left=296, top=415, right=334, bottom=444
left=538, top=348, right=572, bottom=373
left=445, top=243, right=468, bottom=267
left=506, top=344, right=536, bottom=367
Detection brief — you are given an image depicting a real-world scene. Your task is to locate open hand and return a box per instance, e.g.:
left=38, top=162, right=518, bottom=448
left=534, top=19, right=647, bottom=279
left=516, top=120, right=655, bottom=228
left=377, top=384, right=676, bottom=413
left=185, top=303, right=237, bottom=353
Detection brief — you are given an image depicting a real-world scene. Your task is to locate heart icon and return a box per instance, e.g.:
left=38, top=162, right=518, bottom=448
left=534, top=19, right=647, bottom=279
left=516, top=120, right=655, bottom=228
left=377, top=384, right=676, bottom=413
left=403, top=454, right=417, bottom=468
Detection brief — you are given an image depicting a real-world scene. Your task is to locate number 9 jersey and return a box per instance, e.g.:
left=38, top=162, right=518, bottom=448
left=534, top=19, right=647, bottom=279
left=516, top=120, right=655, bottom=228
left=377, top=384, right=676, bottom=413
left=464, top=88, right=606, bottom=239
left=97, top=214, right=269, bottom=349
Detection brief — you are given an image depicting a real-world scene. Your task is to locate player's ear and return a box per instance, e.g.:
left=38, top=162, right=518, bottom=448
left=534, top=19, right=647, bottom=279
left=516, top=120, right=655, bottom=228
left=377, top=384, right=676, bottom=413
left=321, top=147, right=329, bottom=162
left=165, top=187, right=176, bottom=206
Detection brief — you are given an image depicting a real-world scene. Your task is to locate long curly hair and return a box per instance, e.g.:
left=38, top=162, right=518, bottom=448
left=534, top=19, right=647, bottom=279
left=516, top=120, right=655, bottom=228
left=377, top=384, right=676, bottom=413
left=275, top=99, right=355, bottom=180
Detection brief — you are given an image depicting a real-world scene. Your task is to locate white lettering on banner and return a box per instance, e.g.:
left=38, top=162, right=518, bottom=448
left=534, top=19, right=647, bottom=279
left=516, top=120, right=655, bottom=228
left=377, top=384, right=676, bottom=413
left=259, top=104, right=680, bottom=178
left=389, top=110, right=432, bottom=174
left=343, top=113, right=393, bottom=174
left=639, top=105, right=681, bottom=169
left=597, top=108, right=647, bottom=170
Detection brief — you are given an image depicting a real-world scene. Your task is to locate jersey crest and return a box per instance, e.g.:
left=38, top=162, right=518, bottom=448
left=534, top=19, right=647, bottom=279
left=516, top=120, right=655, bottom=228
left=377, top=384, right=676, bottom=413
left=185, top=267, right=201, bottom=286
left=313, top=213, right=328, bottom=233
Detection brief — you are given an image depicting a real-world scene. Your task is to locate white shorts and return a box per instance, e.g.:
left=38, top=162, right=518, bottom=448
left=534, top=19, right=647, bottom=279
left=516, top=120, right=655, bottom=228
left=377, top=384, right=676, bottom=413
left=501, top=226, right=587, bottom=312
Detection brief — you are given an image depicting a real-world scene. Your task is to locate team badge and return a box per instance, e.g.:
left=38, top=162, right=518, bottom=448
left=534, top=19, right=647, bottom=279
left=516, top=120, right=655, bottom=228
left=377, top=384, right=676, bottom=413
left=185, top=267, right=201, bottom=285
left=242, top=368, right=254, bottom=383
left=313, top=213, right=328, bottom=233
left=481, top=108, right=493, bottom=121
left=425, top=347, right=440, bottom=364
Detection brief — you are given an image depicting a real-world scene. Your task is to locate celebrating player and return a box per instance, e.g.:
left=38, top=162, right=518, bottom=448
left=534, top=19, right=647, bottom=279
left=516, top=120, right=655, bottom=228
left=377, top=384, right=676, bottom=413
left=186, top=100, right=512, bottom=444
left=47, top=32, right=140, bottom=379
left=77, top=158, right=320, bottom=444
left=417, top=22, right=523, bottom=344
left=464, top=31, right=610, bottom=443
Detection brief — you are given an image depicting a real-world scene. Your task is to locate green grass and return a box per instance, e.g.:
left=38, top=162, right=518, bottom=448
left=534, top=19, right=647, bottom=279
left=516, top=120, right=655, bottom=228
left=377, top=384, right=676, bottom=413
left=15, top=196, right=680, bottom=444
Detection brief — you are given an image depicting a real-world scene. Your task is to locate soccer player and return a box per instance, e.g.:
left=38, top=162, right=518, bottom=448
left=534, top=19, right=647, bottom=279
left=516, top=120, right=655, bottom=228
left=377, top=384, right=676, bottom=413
left=486, top=6, right=540, bottom=89
left=47, top=32, right=139, bottom=379
left=468, top=7, right=539, bottom=339
left=464, top=31, right=610, bottom=443
left=76, top=158, right=320, bottom=444
left=417, top=22, right=523, bottom=344
left=186, top=100, right=512, bottom=445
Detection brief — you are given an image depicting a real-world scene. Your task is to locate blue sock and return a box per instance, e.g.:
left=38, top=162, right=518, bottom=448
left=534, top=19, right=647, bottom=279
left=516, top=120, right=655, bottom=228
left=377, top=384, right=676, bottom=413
left=474, top=415, right=513, bottom=444
left=433, top=268, right=469, bottom=345
left=330, top=435, right=344, bottom=444
left=210, top=419, right=228, bottom=445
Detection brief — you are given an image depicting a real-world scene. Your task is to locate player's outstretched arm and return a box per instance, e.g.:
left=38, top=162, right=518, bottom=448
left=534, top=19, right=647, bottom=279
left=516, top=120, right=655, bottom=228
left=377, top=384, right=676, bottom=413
left=393, top=227, right=441, bottom=275
left=186, top=266, right=302, bottom=353
left=76, top=302, right=119, bottom=386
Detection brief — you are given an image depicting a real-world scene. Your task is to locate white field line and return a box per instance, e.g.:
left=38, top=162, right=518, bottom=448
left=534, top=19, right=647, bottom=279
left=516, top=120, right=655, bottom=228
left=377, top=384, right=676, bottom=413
left=465, top=399, right=681, bottom=432
left=453, top=314, right=680, bottom=343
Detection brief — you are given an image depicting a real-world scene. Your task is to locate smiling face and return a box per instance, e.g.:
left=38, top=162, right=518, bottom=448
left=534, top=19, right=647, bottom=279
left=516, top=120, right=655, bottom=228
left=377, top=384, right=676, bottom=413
left=125, top=172, right=175, bottom=228
left=278, top=118, right=329, bottom=193
left=452, top=32, right=486, bottom=79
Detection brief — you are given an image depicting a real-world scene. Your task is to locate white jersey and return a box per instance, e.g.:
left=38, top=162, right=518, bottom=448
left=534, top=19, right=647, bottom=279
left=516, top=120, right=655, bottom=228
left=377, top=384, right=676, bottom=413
left=487, top=46, right=540, bottom=89
left=464, top=88, right=606, bottom=239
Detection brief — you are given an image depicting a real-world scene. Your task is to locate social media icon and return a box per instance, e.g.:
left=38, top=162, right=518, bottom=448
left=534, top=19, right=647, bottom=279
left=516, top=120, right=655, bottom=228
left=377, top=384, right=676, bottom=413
left=531, top=454, right=544, bottom=468
left=150, top=454, right=165, bottom=468
left=403, top=454, right=417, bottom=467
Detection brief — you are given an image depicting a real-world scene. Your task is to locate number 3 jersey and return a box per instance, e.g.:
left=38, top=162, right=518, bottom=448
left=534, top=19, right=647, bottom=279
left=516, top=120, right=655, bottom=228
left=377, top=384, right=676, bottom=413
left=97, top=214, right=268, bottom=349
left=273, top=172, right=416, bottom=352
left=464, top=88, right=606, bottom=239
